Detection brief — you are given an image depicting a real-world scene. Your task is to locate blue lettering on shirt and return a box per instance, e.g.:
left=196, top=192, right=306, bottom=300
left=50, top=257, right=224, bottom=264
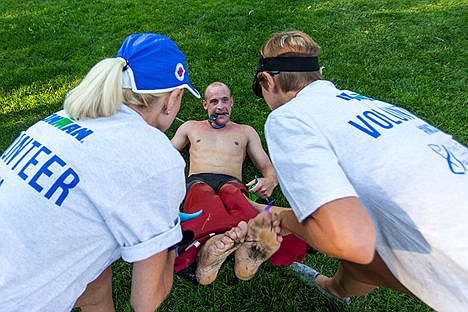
left=0, top=133, right=80, bottom=206
left=348, top=115, right=382, bottom=138
left=418, top=124, right=439, bottom=135
left=346, top=106, right=417, bottom=139
left=44, top=168, right=80, bottom=206
left=18, top=145, right=52, bottom=181
left=2, top=132, right=35, bottom=167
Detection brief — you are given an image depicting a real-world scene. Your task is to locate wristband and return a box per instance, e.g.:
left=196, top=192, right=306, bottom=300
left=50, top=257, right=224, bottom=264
left=264, top=205, right=272, bottom=212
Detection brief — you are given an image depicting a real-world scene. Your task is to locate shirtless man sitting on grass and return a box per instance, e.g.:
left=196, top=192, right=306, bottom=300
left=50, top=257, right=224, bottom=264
left=171, top=82, right=308, bottom=285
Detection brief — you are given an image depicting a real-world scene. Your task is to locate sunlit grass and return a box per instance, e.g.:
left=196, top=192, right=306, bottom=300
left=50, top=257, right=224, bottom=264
left=1, top=0, right=464, bottom=311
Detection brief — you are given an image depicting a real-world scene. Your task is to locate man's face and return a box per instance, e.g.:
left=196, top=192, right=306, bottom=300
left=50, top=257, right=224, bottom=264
left=203, top=85, right=233, bottom=126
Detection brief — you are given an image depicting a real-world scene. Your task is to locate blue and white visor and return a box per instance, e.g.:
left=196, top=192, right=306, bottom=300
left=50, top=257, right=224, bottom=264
left=116, top=33, right=200, bottom=98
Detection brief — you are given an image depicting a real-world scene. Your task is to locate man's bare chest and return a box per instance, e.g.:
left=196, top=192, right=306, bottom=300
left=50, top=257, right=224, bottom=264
left=189, top=128, right=247, bottom=154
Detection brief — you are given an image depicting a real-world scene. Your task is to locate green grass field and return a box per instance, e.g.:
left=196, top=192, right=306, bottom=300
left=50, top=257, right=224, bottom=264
left=1, top=0, right=466, bottom=311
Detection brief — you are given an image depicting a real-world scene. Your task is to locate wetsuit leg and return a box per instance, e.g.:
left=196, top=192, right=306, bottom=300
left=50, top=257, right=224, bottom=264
left=175, top=182, right=241, bottom=272
left=217, top=182, right=258, bottom=221
left=182, top=181, right=219, bottom=214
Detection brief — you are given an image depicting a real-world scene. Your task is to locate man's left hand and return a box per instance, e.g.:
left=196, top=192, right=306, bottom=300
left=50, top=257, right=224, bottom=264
left=246, top=176, right=277, bottom=199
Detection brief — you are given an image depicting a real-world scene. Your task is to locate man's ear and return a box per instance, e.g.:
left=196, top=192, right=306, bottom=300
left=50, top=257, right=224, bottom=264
left=202, top=99, right=208, bottom=110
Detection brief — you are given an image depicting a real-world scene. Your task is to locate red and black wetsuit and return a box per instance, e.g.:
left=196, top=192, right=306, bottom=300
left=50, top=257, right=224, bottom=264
left=174, top=173, right=308, bottom=272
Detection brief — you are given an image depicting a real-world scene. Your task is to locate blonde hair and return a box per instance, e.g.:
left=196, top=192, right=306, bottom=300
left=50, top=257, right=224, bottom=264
left=64, top=58, right=124, bottom=119
left=260, top=30, right=322, bottom=93
left=64, top=58, right=168, bottom=119
left=122, top=89, right=166, bottom=108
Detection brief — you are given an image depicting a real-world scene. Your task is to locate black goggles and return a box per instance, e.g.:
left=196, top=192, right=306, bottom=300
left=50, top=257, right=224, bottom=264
left=252, top=55, right=320, bottom=98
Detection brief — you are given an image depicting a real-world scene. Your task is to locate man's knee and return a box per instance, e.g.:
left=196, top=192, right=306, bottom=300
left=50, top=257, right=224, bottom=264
left=219, top=181, right=245, bottom=196
left=186, top=182, right=216, bottom=201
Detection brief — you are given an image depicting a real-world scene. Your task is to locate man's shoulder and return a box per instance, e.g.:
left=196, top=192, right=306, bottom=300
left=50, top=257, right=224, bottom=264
left=232, top=122, right=258, bottom=135
left=180, top=120, right=214, bottom=138
left=228, top=122, right=254, bottom=131
left=184, top=119, right=205, bottom=125
left=225, top=123, right=260, bottom=142
left=180, top=120, right=207, bottom=130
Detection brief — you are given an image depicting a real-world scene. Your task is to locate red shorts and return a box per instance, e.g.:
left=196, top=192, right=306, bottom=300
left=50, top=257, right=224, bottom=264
left=174, top=178, right=308, bottom=272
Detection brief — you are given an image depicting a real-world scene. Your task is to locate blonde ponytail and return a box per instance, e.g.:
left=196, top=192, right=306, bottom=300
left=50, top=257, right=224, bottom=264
left=64, top=58, right=126, bottom=119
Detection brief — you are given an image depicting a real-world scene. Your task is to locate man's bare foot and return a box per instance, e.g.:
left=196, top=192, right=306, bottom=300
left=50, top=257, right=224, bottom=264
left=234, top=212, right=281, bottom=281
left=195, top=221, right=248, bottom=285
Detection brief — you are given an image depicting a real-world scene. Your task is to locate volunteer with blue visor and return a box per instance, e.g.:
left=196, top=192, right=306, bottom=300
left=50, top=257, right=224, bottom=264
left=0, top=33, right=200, bottom=311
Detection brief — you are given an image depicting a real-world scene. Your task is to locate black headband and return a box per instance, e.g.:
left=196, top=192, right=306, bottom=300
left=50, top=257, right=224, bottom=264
left=256, top=56, right=320, bottom=73
left=252, top=55, right=320, bottom=98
